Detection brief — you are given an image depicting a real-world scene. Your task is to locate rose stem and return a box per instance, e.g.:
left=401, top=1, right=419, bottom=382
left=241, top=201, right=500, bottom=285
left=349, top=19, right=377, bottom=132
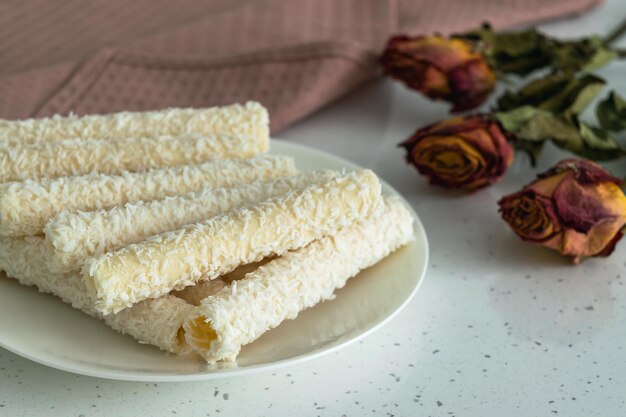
left=604, top=17, right=626, bottom=46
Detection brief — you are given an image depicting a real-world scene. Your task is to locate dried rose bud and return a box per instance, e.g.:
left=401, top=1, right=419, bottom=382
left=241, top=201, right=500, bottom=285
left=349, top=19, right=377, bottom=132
left=499, top=159, right=626, bottom=263
left=380, top=35, right=496, bottom=112
left=399, top=115, right=514, bottom=191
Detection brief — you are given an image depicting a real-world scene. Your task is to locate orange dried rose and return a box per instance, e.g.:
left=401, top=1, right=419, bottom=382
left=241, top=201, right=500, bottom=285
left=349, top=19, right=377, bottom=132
left=499, top=159, right=626, bottom=263
left=380, top=35, right=496, bottom=112
left=399, top=115, right=514, bottom=191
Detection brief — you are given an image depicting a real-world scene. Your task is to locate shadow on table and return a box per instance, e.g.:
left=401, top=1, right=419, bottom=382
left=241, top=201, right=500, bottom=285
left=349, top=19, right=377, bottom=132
left=486, top=227, right=617, bottom=347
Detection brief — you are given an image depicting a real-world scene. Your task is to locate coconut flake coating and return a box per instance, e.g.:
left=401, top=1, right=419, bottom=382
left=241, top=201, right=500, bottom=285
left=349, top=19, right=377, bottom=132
left=45, top=171, right=336, bottom=273
left=184, top=197, right=415, bottom=363
left=84, top=169, right=383, bottom=315
left=0, top=155, right=296, bottom=237
left=0, top=236, right=227, bottom=354
left=104, top=295, right=196, bottom=354
left=0, top=133, right=265, bottom=183
left=0, top=101, right=269, bottom=147
left=0, top=236, right=96, bottom=315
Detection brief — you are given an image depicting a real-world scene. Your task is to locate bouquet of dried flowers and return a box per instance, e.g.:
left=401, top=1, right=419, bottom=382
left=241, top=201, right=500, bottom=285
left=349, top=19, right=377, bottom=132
left=381, top=20, right=626, bottom=263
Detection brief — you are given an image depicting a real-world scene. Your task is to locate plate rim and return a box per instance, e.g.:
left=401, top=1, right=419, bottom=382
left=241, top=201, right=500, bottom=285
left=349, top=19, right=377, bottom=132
left=0, top=139, right=429, bottom=381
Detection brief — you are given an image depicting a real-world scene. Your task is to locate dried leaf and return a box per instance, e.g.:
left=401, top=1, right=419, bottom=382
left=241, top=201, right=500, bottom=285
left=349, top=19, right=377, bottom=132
left=495, top=105, right=538, bottom=133
left=514, top=139, right=545, bottom=166
left=582, top=47, right=619, bottom=72
left=497, top=74, right=570, bottom=112
left=463, top=27, right=616, bottom=76
left=597, top=91, right=626, bottom=132
left=538, top=74, right=606, bottom=117
left=495, top=28, right=544, bottom=57
left=497, top=74, right=605, bottom=117
left=496, top=107, right=624, bottom=161
left=577, top=121, right=623, bottom=160
left=515, top=110, right=582, bottom=145
left=461, top=24, right=551, bottom=75
left=551, top=36, right=617, bottom=72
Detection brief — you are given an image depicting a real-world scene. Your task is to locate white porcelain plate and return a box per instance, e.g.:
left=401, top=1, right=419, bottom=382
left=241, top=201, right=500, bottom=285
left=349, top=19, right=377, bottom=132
left=0, top=140, right=429, bottom=381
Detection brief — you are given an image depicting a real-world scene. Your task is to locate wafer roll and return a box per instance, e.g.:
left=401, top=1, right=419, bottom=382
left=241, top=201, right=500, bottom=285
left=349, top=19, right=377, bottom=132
left=184, top=197, right=415, bottom=363
left=46, top=171, right=337, bottom=273
left=0, top=133, right=264, bottom=183
left=0, top=237, right=224, bottom=354
left=0, top=236, right=97, bottom=316
left=0, top=101, right=268, bottom=147
left=84, top=169, right=383, bottom=315
left=104, top=296, right=196, bottom=354
left=0, top=155, right=295, bottom=237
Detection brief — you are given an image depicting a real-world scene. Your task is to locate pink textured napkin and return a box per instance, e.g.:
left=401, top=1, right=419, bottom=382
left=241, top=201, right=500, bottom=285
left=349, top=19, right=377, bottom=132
left=0, top=0, right=600, bottom=132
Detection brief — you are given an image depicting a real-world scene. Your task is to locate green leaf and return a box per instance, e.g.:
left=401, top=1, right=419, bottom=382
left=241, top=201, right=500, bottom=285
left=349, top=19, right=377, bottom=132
left=596, top=91, right=626, bottom=131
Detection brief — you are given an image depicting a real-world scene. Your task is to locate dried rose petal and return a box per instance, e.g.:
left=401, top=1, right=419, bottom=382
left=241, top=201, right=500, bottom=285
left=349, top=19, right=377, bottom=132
left=499, top=159, right=626, bottom=263
left=400, top=115, right=514, bottom=191
left=380, top=35, right=495, bottom=112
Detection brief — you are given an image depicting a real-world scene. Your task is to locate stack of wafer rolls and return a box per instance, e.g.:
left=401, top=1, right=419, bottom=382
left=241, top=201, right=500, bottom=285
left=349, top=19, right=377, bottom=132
left=44, top=171, right=338, bottom=273
left=83, top=169, right=384, bottom=315
left=0, top=101, right=417, bottom=363
left=0, top=102, right=274, bottom=354
left=185, top=197, right=414, bottom=363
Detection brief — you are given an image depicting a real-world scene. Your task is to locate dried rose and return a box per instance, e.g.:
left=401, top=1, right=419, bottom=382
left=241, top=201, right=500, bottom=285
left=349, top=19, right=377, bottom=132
left=499, top=159, right=626, bottom=263
left=399, top=115, right=514, bottom=191
left=380, top=35, right=496, bottom=112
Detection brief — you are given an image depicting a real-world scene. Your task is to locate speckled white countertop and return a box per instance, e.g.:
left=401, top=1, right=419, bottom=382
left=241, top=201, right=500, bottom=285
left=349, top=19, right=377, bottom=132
left=2, top=1, right=626, bottom=415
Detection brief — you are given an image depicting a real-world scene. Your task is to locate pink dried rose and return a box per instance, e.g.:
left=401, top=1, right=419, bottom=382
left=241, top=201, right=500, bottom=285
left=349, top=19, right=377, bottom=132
left=399, top=114, right=514, bottom=192
left=380, top=35, right=496, bottom=112
left=499, top=159, right=626, bottom=263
